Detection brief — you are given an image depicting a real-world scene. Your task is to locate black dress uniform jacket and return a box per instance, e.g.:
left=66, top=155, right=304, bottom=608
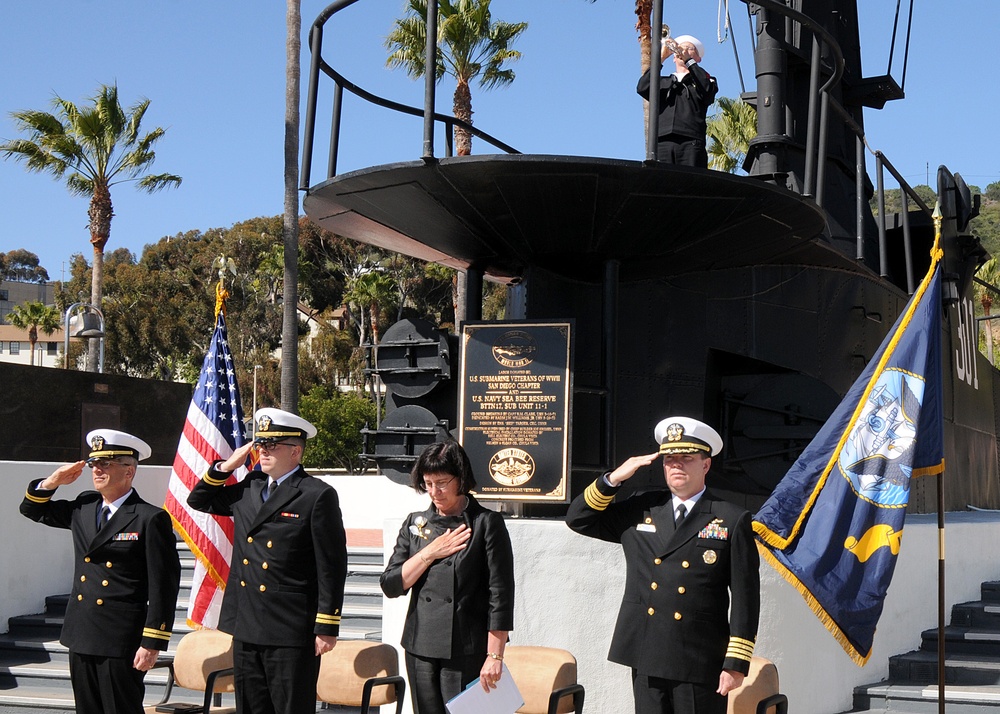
left=187, top=465, right=348, bottom=645
left=380, top=494, right=514, bottom=659
left=566, top=479, right=759, bottom=685
left=19, top=481, right=181, bottom=657
left=637, top=62, right=719, bottom=141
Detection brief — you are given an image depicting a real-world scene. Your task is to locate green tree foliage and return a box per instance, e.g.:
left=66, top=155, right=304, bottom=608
left=483, top=281, right=506, bottom=319
left=1, top=84, right=181, bottom=370
left=299, top=387, right=376, bottom=472
left=57, top=219, right=285, bottom=382
left=54, top=214, right=457, bottom=434
left=871, top=185, right=938, bottom=215
left=6, top=300, right=61, bottom=366
left=706, top=97, right=756, bottom=174
left=299, top=325, right=362, bottom=391
left=386, top=0, right=527, bottom=155
left=0, top=249, right=49, bottom=283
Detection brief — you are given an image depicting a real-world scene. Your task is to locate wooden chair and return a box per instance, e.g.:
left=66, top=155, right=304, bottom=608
left=727, top=656, right=787, bottom=714
left=146, top=629, right=235, bottom=714
left=503, top=645, right=585, bottom=714
left=316, top=640, right=406, bottom=714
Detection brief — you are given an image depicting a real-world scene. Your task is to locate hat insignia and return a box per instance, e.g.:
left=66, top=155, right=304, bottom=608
left=666, top=423, right=685, bottom=442
left=91, top=435, right=105, bottom=451
left=258, top=415, right=272, bottom=431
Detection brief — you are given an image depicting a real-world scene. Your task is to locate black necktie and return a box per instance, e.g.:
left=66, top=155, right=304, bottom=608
left=675, top=503, right=687, bottom=526
left=98, top=506, right=110, bottom=530
left=262, top=481, right=277, bottom=503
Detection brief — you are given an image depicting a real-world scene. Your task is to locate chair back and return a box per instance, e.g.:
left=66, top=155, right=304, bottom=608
left=727, top=657, right=780, bottom=714
left=504, top=645, right=579, bottom=714
left=172, top=629, right=235, bottom=694
left=317, top=640, right=400, bottom=707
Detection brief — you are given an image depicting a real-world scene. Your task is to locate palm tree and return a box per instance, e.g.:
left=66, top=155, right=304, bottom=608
left=7, top=301, right=61, bottom=367
left=345, top=270, right=398, bottom=347
left=706, top=97, right=757, bottom=173
left=976, top=257, right=1000, bottom=364
left=283, top=0, right=302, bottom=412
left=386, top=0, right=527, bottom=156
left=1, top=84, right=181, bottom=371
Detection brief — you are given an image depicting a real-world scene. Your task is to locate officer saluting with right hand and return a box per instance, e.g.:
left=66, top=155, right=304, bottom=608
left=566, top=416, right=760, bottom=714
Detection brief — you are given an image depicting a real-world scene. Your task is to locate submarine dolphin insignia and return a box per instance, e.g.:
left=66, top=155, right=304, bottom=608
left=300, top=0, right=999, bottom=514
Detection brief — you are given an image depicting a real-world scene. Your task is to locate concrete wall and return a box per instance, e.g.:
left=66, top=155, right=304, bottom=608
left=382, top=510, right=1000, bottom=714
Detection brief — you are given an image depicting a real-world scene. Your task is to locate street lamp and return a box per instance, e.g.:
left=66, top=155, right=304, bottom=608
left=64, top=303, right=105, bottom=373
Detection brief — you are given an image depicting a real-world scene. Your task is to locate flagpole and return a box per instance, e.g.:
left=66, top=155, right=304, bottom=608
left=933, top=206, right=945, bottom=714
left=937, top=466, right=945, bottom=713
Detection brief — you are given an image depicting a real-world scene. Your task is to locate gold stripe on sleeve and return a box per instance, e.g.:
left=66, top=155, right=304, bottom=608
left=583, top=481, right=614, bottom=511
left=142, top=628, right=172, bottom=641
left=725, top=636, right=755, bottom=662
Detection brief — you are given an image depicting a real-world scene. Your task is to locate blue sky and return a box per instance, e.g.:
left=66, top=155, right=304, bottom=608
left=2, top=2, right=996, bottom=284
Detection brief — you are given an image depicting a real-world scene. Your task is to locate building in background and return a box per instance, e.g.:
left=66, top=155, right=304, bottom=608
left=0, top=280, right=63, bottom=367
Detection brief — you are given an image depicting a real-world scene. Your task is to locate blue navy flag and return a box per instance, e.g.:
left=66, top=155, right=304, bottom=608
left=754, top=244, right=945, bottom=665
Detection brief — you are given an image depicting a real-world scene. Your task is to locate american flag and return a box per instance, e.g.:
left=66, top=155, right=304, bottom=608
left=165, top=312, right=249, bottom=628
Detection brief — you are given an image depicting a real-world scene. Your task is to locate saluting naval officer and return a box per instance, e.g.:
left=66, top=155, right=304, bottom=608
left=187, top=407, right=348, bottom=714
left=566, top=417, right=759, bottom=714
left=19, top=429, right=181, bottom=714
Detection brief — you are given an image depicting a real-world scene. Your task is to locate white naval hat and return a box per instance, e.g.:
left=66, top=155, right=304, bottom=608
left=653, top=417, right=722, bottom=456
left=673, top=34, right=706, bottom=60
left=254, top=407, right=317, bottom=441
left=86, top=429, right=152, bottom=462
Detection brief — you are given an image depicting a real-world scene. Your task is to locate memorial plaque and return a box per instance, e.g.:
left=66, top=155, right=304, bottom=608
left=459, top=321, right=572, bottom=502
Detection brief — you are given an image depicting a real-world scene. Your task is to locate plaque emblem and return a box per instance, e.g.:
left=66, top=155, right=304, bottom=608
left=489, top=448, right=536, bottom=486
left=258, top=415, right=272, bottom=432
left=492, top=330, right=538, bottom=368
left=703, top=549, right=718, bottom=564
left=91, top=435, right=105, bottom=451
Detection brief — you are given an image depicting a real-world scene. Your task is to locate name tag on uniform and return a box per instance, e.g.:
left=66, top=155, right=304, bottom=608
left=637, top=523, right=657, bottom=533
left=113, top=532, right=139, bottom=541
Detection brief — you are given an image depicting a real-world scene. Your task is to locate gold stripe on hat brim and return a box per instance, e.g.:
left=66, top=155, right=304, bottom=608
left=659, top=442, right=710, bottom=454
left=88, top=449, right=138, bottom=459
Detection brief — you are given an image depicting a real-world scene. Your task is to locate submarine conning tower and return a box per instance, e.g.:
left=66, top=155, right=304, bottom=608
left=300, top=0, right=996, bottom=513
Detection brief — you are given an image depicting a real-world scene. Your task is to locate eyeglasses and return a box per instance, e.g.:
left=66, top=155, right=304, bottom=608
left=254, top=438, right=292, bottom=451
left=87, top=458, right=127, bottom=470
left=422, top=476, right=457, bottom=492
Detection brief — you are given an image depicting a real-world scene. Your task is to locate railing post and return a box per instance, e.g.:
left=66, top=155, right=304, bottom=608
left=300, top=23, right=324, bottom=189
left=327, top=84, right=344, bottom=179
left=876, top=153, right=889, bottom=279
left=422, top=0, right=439, bottom=160
left=803, top=36, right=821, bottom=197
left=901, top=190, right=915, bottom=294
left=815, top=91, right=830, bottom=208
left=645, top=0, right=664, bottom=162
left=856, top=136, right=865, bottom=263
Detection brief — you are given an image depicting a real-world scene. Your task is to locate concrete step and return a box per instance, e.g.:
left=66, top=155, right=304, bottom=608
left=982, top=582, right=1000, bottom=604
left=918, top=626, right=1000, bottom=657
left=854, top=682, right=1000, bottom=714
left=951, top=601, right=1000, bottom=629
left=890, top=649, right=1000, bottom=685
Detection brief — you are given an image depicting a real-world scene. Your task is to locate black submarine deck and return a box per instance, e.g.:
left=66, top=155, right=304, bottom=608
left=303, top=154, right=837, bottom=284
